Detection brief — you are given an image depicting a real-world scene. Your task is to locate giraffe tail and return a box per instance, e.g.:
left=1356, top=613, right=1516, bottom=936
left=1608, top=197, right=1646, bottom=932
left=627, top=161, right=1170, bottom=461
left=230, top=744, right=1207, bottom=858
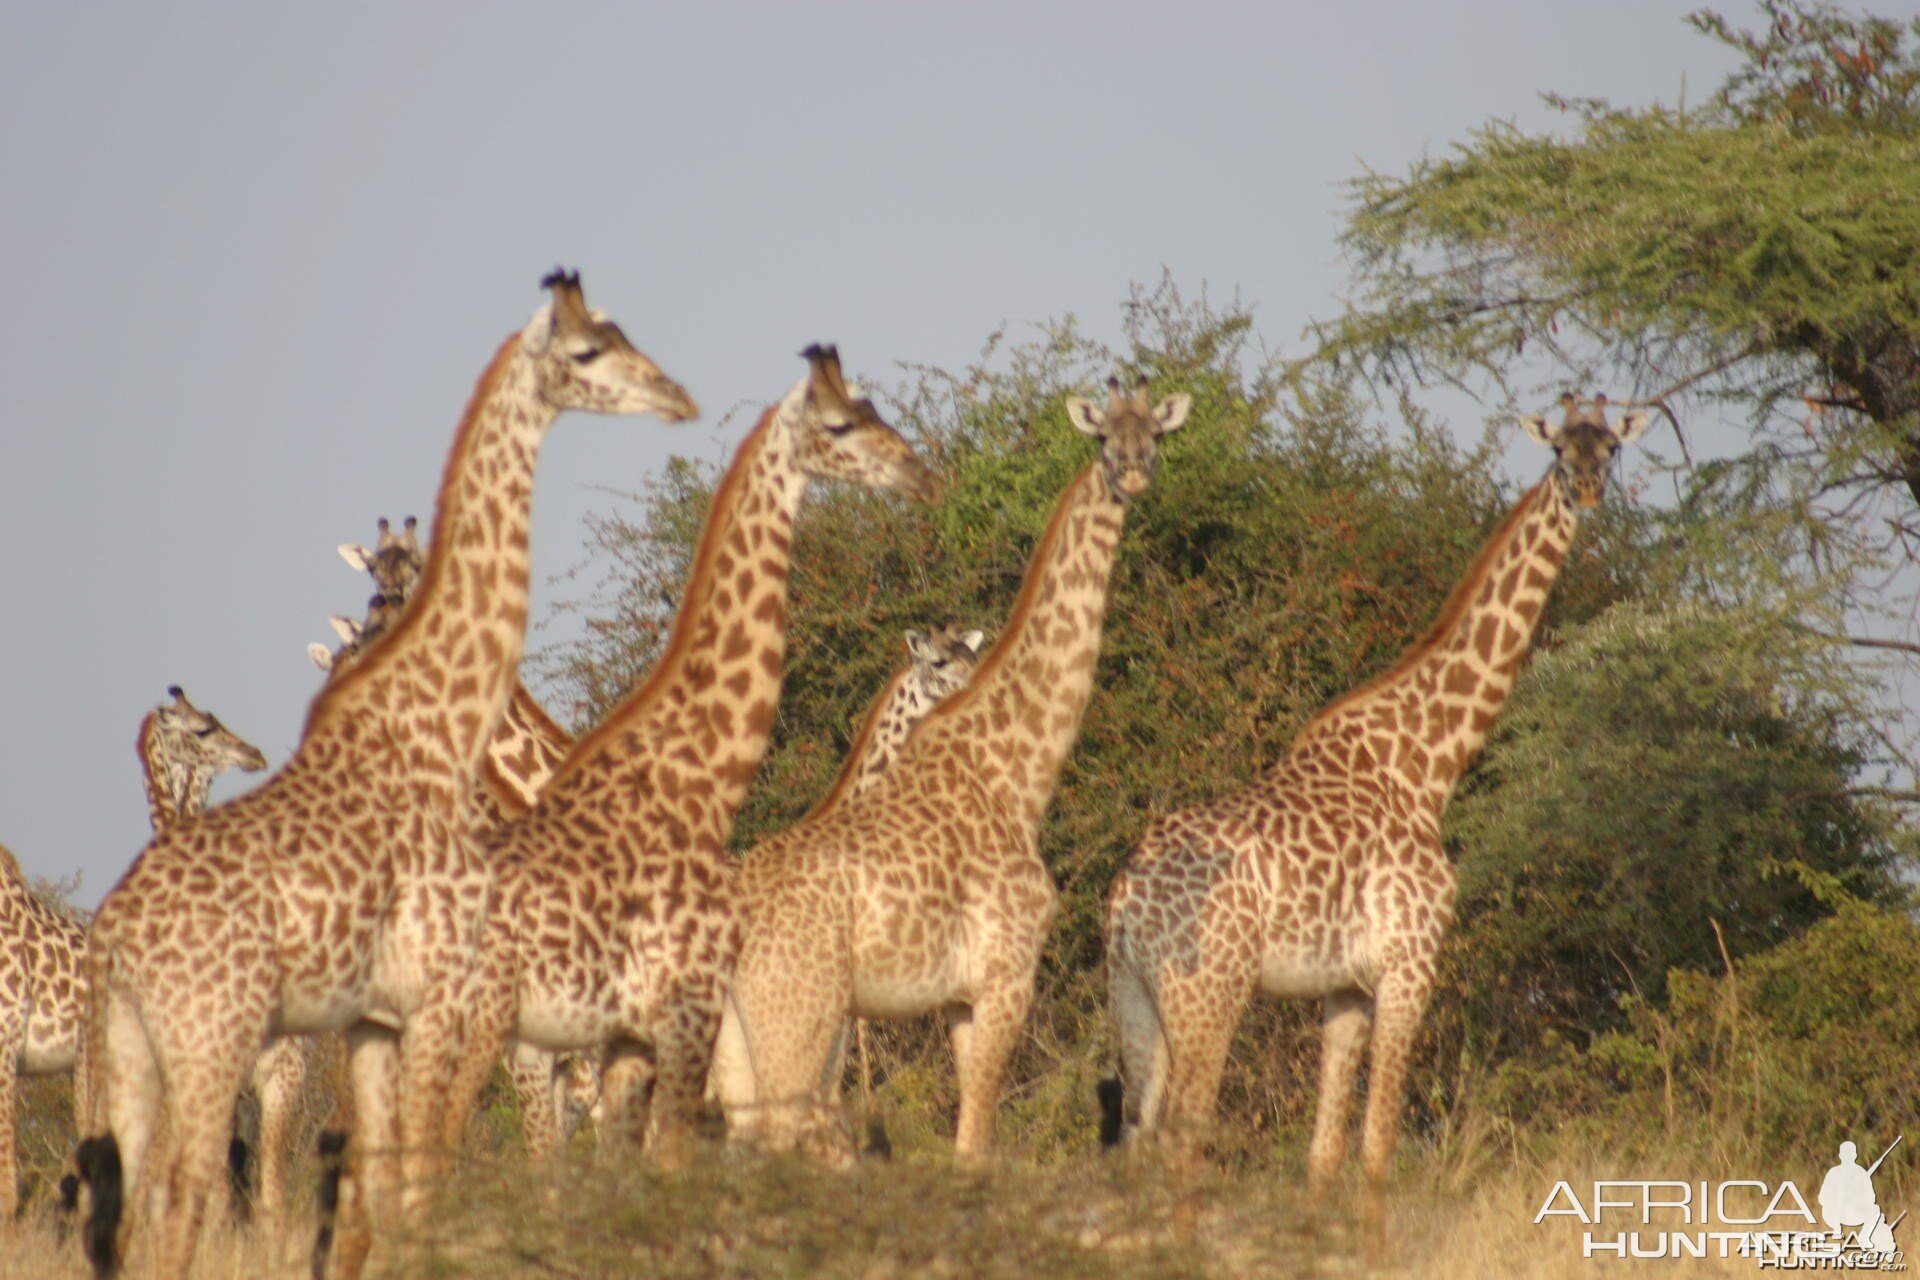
left=227, top=1135, right=253, bottom=1223
left=1097, top=1076, right=1125, bottom=1148
left=74, top=1134, right=123, bottom=1278
left=310, top=1128, right=347, bottom=1280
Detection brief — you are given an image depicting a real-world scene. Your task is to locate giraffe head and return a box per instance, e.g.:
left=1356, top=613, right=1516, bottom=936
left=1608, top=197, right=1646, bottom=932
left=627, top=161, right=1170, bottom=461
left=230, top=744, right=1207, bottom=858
left=793, top=345, right=938, bottom=502
left=1064, top=375, right=1192, bottom=502
left=312, top=515, right=426, bottom=673
left=523, top=270, right=700, bottom=421
left=151, top=686, right=270, bottom=777
left=307, top=594, right=404, bottom=675
left=1521, top=393, right=1650, bottom=509
left=337, top=515, right=423, bottom=605
left=904, top=624, right=986, bottom=703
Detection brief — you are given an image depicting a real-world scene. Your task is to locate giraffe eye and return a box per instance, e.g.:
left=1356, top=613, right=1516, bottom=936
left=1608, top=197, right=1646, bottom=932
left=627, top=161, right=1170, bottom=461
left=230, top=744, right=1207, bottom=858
left=570, top=348, right=602, bottom=366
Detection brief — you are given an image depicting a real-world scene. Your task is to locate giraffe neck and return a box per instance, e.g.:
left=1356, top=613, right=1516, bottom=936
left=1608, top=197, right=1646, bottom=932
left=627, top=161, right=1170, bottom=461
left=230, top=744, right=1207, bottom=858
left=302, top=332, right=549, bottom=782
left=1301, top=468, right=1579, bottom=805
left=134, top=711, right=214, bottom=833
left=542, top=393, right=809, bottom=824
left=815, top=667, right=919, bottom=813
left=910, top=464, right=1128, bottom=825
left=474, top=682, right=577, bottom=823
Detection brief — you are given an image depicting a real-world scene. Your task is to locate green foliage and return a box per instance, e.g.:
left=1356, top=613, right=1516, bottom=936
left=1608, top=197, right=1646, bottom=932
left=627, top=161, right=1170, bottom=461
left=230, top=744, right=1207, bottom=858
left=1438, top=599, right=1905, bottom=1072
left=1315, top=1, right=1920, bottom=566
left=532, top=279, right=1909, bottom=1160
left=1547, top=902, right=1920, bottom=1171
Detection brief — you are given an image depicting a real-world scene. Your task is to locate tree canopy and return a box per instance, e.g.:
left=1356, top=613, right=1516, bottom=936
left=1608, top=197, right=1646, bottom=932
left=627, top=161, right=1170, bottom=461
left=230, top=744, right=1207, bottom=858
left=1315, top=2, right=1920, bottom=570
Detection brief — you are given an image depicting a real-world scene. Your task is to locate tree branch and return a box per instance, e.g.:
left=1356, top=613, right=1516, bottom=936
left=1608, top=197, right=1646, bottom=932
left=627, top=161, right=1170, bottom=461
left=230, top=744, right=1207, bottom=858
left=1789, top=787, right=1920, bottom=804
left=1792, top=625, right=1920, bottom=658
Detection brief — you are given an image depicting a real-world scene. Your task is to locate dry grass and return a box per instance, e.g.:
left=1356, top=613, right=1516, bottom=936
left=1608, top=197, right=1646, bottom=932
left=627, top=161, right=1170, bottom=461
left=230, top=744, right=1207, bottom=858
left=0, top=1142, right=1762, bottom=1280
left=5, top=1110, right=1895, bottom=1278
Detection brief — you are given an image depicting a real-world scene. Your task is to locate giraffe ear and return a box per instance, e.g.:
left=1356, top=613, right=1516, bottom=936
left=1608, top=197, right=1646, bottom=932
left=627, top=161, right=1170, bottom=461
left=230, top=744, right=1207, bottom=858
left=1616, top=411, right=1652, bottom=444
left=1152, top=394, right=1192, bottom=435
left=903, top=629, right=929, bottom=660
left=958, top=629, right=986, bottom=656
left=307, top=643, right=336, bottom=672
left=338, top=544, right=374, bottom=572
left=521, top=301, right=557, bottom=355
left=1520, top=415, right=1557, bottom=446
left=327, top=615, right=360, bottom=644
left=1065, top=397, right=1105, bottom=436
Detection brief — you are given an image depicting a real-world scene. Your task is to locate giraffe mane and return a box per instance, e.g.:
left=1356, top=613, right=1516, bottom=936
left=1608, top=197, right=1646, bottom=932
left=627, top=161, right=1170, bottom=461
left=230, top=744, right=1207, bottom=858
left=303, top=330, right=524, bottom=738
left=0, top=840, right=21, bottom=885
left=549, top=402, right=778, bottom=786
left=1302, top=473, right=1553, bottom=733
left=915, top=462, right=1101, bottom=729
left=811, top=665, right=916, bottom=815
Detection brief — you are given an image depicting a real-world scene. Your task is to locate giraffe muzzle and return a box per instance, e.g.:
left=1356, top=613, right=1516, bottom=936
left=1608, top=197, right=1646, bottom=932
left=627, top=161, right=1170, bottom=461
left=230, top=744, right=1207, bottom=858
left=652, top=380, right=701, bottom=424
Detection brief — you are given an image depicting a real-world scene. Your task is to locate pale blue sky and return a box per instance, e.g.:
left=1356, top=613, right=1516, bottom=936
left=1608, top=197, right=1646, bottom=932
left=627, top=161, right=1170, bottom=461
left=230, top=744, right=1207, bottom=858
left=0, top=2, right=1752, bottom=902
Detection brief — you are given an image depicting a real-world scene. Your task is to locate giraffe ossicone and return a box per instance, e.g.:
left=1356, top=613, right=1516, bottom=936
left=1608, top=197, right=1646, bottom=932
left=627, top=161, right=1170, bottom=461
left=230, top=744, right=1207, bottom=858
left=1103, top=391, right=1648, bottom=1212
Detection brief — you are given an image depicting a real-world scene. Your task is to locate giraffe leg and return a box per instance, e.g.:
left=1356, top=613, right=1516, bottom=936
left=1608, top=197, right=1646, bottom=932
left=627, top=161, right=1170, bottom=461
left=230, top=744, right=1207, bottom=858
left=647, top=990, right=723, bottom=1167
left=97, top=986, right=163, bottom=1261
left=395, top=1001, right=464, bottom=1218
left=440, top=967, right=514, bottom=1155
left=949, top=975, right=1036, bottom=1160
left=1155, top=965, right=1254, bottom=1155
left=0, top=1013, right=21, bottom=1223
left=324, top=1022, right=399, bottom=1280
left=599, top=1044, right=656, bottom=1152
left=1306, top=990, right=1373, bottom=1208
left=555, top=1054, right=602, bottom=1147
left=1108, top=957, right=1169, bottom=1141
left=144, top=1036, right=256, bottom=1280
left=250, top=1036, right=306, bottom=1225
left=511, top=1044, right=564, bottom=1160
left=1358, top=963, right=1435, bottom=1200
left=708, top=994, right=754, bottom=1119
left=728, top=933, right=848, bottom=1155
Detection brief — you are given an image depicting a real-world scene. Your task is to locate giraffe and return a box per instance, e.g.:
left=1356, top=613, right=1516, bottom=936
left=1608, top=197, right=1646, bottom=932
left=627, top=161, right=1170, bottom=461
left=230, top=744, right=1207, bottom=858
left=714, top=375, right=1190, bottom=1158
left=513, top=622, right=983, bottom=1153
left=1103, top=393, right=1649, bottom=1207
left=134, top=689, right=312, bottom=1225
left=0, top=687, right=266, bottom=1226
left=728, top=622, right=986, bottom=1122
left=1, top=846, right=88, bottom=1226
left=439, top=345, right=937, bottom=1166
left=323, top=512, right=598, bottom=1149
left=74, top=270, right=697, bottom=1280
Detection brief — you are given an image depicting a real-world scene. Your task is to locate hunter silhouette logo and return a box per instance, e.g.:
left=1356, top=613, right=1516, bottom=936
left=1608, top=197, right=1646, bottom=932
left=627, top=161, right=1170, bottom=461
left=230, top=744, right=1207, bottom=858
left=1812, top=1138, right=1902, bottom=1261
left=1533, top=1135, right=1907, bottom=1268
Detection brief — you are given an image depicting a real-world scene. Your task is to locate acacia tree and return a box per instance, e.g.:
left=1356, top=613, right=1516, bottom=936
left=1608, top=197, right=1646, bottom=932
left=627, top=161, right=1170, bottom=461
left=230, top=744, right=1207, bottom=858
left=1317, top=3, right=1920, bottom=581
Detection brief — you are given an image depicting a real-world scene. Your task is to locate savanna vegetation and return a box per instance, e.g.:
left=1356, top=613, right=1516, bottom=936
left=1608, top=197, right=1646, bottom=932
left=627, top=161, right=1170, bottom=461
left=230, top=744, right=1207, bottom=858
left=5, top=4, right=1918, bottom=1277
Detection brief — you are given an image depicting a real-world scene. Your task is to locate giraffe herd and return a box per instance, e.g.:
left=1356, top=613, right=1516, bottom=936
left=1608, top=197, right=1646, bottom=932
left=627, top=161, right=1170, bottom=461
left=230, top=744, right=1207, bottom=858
left=0, top=271, right=1655, bottom=1278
